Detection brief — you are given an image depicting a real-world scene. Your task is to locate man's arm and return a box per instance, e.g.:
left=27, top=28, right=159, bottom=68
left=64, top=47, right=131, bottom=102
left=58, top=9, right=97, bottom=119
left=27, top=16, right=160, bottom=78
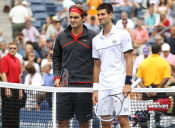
left=123, top=51, right=133, bottom=97
left=52, top=35, right=62, bottom=87
left=92, top=59, right=101, bottom=105
left=1, top=73, right=12, bottom=98
left=158, top=78, right=169, bottom=88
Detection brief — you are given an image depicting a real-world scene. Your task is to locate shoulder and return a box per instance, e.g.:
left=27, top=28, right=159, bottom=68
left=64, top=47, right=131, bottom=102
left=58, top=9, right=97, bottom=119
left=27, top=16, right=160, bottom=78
left=87, top=29, right=98, bottom=38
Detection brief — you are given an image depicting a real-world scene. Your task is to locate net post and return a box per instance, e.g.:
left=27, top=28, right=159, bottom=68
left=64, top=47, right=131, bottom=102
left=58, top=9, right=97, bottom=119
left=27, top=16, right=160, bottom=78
left=52, top=90, right=57, bottom=128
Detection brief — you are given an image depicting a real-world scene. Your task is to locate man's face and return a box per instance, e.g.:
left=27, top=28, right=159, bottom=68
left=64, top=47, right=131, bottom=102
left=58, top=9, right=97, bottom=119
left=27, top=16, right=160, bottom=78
left=26, top=21, right=31, bottom=29
left=162, top=50, right=170, bottom=57
left=69, top=12, right=84, bottom=29
left=28, top=53, right=35, bottom=62
left=170, top=26, right=175, bottom=36
left=121, top=13, right=127, bottom=20
left=1, top=42, right=6, bottom=50
left=97, top=9, right=112, bottom=26
left=8, top=44, right=17, bottom=56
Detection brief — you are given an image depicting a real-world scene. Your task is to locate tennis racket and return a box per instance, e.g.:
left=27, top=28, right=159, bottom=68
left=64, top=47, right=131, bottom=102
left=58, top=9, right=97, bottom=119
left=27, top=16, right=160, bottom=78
left=60, top=69, right=69, bottom=87
left=94, top=77, right=142, bottom=122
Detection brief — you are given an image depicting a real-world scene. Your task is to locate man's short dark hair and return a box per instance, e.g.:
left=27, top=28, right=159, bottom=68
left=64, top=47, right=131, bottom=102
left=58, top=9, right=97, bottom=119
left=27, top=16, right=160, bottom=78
left=97, top=3, right=113, bottom=14
left=90, top=15, right=96, bottom=21
left=151, top=44, right=161, bottom=54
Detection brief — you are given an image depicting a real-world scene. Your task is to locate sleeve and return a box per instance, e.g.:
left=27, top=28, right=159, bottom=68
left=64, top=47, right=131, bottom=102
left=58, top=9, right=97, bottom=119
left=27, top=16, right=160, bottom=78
left=120, top=30, right=133, bottom=52
left=52, top=34, right=62, bottom=77
left=92, top=38, right=100, bottom=59
left=0, top=57, right=8, bottom=73
left=9, top=8, right=14, bottom=17
left=24, top=75, right=29, bottom=85
left=163, top=61, right=171, bottom=78
left=33, top=27, right=40, bottom=37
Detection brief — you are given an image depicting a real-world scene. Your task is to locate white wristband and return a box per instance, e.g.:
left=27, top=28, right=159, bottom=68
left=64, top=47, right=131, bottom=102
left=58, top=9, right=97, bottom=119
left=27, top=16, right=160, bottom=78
left=93, top=83, right=99, bottom=91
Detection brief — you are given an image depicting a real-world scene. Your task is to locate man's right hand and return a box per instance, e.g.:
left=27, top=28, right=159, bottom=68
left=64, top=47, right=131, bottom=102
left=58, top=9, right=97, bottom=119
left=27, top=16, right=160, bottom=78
left=54, top=78, right=61, bottom=87
left=92, top=90, right=98, bottom=105
left=5, top=88, right=12, bottom=98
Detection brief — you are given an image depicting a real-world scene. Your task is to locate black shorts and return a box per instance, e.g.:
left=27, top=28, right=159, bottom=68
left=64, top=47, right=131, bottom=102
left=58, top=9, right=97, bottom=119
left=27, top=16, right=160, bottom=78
left=56, top=83, right=93, bottom=121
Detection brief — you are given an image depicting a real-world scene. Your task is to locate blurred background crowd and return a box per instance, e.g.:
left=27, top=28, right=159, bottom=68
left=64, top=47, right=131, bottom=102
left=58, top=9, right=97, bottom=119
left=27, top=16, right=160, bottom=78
left=0, top=0, right=175, bottom=110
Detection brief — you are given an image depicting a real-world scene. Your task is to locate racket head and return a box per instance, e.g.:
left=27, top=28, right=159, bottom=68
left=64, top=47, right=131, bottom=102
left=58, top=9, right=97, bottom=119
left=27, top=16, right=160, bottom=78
left=61, top=69, right=69, bottom=87
left=94, top=95, right=123, bottom=122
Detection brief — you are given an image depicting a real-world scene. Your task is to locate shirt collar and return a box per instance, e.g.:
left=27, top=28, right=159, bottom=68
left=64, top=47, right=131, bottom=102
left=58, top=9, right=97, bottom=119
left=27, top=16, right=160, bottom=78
left=99, top=24, right=116, bottom=38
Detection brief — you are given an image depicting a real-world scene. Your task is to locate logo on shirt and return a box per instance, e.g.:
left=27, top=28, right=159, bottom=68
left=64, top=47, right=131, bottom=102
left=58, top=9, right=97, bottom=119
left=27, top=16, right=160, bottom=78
left=112, top=40, right=117, bottom=44
left=124, top=108, right=128, bottom=112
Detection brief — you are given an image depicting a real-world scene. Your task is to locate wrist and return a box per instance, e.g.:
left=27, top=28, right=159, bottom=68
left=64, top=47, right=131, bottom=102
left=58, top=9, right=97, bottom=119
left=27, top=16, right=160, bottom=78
left=125, top=75, right=132, bottom=85
left=93, top=83, right=99, bottom=91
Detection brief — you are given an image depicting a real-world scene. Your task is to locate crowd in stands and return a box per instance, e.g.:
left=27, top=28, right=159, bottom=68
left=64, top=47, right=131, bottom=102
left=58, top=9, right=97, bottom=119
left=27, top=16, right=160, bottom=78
left=0, top=0, right=175, bottom=111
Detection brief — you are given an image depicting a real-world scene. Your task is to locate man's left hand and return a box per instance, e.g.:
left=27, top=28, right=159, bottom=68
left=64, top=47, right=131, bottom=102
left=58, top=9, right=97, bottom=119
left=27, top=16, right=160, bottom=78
left=123, top=85, right=131, bottom=98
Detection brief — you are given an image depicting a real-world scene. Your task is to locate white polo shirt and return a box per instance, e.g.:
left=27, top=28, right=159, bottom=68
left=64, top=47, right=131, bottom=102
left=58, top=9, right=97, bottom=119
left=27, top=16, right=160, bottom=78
left=9, top=5, right=28, bottom=24
left=92, top=25, right=133, bottom=90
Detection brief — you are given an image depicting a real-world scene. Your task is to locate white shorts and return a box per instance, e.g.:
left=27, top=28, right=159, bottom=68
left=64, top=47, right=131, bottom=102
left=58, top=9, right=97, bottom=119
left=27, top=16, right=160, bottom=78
left=97, top=89, right=130, bottom=116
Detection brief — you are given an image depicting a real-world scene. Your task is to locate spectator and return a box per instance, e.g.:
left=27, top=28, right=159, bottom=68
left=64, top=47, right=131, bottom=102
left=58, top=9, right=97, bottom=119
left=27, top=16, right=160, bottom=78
left=132, top=18, right=149, bottom=48
left=19, top=43, right=40, bottom=62
left=122, top=18, right=133, bottom=35
left=145, top=7, right=159, bottom=34
left=24, top=63, right=43, bottom=111
left=155, top=11, right=170, bottom=27
left=14, top=32, right=26, bottom=52
left=134, top=46, right=150, bottom=74
left=41, top=16, right=52, bottom=35
left=161, top=43, right=175, bottom=78
left=38, top=37, right=48, bottom=60
left=156, top=0, right=169, bottom=14
left=41, top=49, right=53, bottom=73
left=137, top=44, right=171, bottom=89
left=144, top=0, right=157, bottom=20
left=155, top=35, right=165, bottom=47
left=1, top=42, right=24, bottom=128
left=46, top=38, right=54, bottom=50
left=22, top=20, right=40, bottom=51
left=54, top=20, right=63, bottom=36
left=43, top=64, right=54, bottom=109
left=56, top=0, right=75, bottom=23
left=86, top=0, right=103, bottom=25
left=0, top=29, right=3, bottom=42
left=0, top=41, right=8, bottom=58
left=116, top=11, right=135, bottom=30
left=9, top=1, right=29, bottom=39
left=24, top=51, right=40, bottom=73
left=168, top=0, right=175, bottom=25
left=85, top=15, right=100, bottom=33
left=46, top=16, right=62, bottom=39
left=165, top=26, right=175, bottom=55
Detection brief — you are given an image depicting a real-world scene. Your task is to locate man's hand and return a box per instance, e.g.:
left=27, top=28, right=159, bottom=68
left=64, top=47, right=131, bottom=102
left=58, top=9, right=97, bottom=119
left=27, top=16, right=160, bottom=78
left=5, top=88, right=12, bottom=98
left=123, top=85, right=131, bottom=98
left=54, top=78, right=61, bottom=87
left=19, top=89, right=23, bottom=99
left=92, top=90, right=98, bottom=105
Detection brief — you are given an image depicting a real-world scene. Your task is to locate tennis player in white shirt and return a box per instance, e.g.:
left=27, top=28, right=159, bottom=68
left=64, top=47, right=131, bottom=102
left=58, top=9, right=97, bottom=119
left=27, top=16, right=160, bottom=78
left=92, top=3, right=133, bottom=128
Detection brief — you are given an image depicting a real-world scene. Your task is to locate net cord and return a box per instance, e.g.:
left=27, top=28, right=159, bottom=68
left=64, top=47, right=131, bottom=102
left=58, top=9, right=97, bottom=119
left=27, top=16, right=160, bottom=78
left=0, top=81, right=175, bottom=93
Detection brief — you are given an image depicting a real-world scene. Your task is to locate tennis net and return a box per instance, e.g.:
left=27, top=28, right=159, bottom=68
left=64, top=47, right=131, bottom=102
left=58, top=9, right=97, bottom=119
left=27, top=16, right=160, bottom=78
left=0, top=81, right=175, bottom=128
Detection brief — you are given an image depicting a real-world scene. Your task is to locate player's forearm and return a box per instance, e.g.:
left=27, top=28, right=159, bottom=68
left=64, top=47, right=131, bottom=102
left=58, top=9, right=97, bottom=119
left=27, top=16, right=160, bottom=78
left=125, top=52, right=133, bottom=76
left=93, top=59, right=101, bottom=83
left=1, top=73, right=8, bottom=82
left=158, top=78, right=169, bottom=88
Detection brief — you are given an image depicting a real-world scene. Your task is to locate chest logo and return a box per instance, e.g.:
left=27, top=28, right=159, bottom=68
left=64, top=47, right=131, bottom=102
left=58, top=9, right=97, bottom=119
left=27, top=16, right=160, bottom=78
left=112, top=40, right=117, bottom=44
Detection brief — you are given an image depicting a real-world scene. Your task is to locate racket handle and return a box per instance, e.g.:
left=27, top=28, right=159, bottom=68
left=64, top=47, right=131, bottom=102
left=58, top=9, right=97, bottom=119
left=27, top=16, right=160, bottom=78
left=131, top=77, right=142, bottom=88
left=58, top=84, right=62, bottom=87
